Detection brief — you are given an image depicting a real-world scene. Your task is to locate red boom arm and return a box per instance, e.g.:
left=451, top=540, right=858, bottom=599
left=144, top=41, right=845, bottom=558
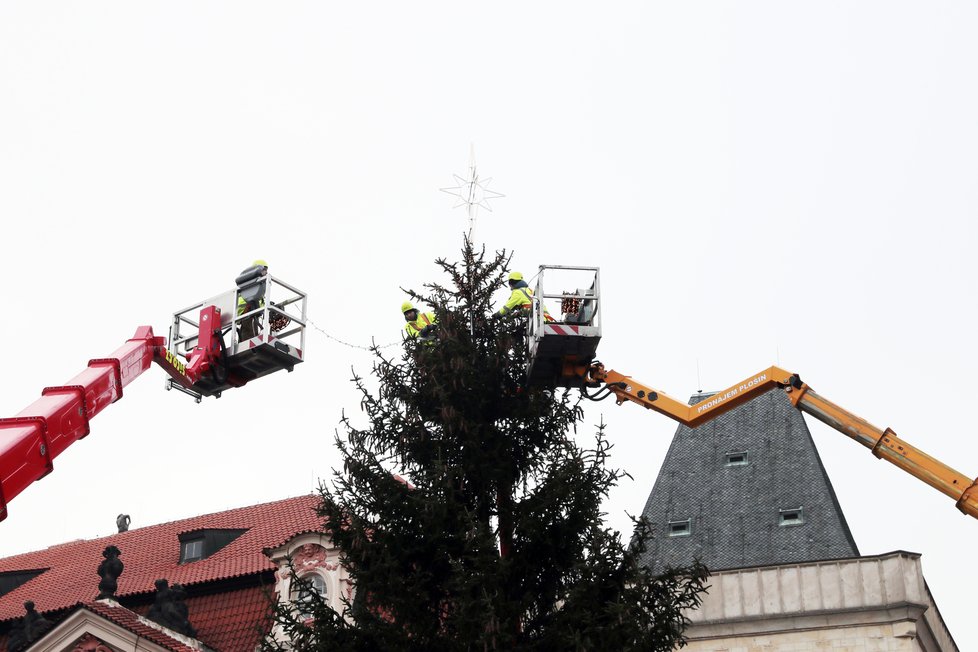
left=0, top=297, right=300, bottom=522
left=0, top=326, right=176, bottom=521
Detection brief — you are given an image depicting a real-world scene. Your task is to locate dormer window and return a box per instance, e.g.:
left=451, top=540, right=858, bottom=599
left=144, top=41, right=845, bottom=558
left=266, top=533, right=347, bottom=622
left=182, top=539, right=204, bottom=563
left=724, top=451, right=748, bottom=467
left=779, top=507, right=804, bottom=527
left=178, top=528, right=247, bottom=563
left=667, top=519, right=691, bottom=537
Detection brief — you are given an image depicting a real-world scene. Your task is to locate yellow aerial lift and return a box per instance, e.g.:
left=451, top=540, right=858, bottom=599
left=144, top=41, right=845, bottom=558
left=525, top=265, right=978, bottom=521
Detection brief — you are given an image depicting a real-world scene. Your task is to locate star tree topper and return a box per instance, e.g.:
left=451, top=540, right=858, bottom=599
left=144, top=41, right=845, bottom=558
left=440, top=144, right=504, bottom=242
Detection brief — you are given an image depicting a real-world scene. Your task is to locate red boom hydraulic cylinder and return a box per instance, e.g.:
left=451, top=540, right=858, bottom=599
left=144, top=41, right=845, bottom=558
left=0, top=327, right=164, bottom=521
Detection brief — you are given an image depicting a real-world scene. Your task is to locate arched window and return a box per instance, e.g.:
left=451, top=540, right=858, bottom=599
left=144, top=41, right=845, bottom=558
left=292, top=573, right=327, bottom=616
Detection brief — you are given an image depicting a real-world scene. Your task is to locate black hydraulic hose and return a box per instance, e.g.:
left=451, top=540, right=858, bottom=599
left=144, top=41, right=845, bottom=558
left=582, top=384, right=615, bottom=402
left=210, top=329, right=230, bottom=385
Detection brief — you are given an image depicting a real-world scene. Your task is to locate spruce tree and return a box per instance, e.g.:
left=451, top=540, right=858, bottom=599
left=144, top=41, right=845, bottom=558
left=263, top=242, right=707, bottom=651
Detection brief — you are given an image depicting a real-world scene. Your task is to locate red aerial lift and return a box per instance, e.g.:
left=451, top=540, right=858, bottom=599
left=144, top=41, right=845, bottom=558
left=0, top=273, right=307, bottom=521
left=525, top=265, right=978, bottom=521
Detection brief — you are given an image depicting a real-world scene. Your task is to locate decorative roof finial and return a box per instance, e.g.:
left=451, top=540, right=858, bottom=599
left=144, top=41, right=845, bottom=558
left=96, top=545, right=123, bottom=600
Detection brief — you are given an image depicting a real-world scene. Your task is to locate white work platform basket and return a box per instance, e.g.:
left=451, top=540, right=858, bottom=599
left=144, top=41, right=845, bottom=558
left=167, top=275, right=307, bottom=398
left=526, top=265, right=601, bottom=388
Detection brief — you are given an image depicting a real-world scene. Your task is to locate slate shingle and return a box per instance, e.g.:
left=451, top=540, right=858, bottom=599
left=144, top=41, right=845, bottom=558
left=639, top=389, right=859, bottom=574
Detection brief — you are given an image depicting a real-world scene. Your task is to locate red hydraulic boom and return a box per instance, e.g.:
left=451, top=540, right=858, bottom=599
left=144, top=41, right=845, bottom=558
left=0, top=319, right=232, bottom=521
left=1, top=327, right=164, bottom=521
left=0, top=274, right=308, bottom=522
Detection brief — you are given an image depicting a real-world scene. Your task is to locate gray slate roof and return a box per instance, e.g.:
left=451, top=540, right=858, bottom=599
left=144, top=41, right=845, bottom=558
left=638, top=388, right=859, bottom=574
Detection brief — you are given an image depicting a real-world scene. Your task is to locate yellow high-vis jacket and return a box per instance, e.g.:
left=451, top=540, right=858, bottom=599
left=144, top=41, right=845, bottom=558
left=405, top=312, right=437, bottom=339
left=498, top=284, right=553, bottom=321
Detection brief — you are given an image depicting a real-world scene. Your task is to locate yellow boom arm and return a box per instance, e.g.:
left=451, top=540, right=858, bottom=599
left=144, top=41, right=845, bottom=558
left=577, top=362, right=978, bottom=520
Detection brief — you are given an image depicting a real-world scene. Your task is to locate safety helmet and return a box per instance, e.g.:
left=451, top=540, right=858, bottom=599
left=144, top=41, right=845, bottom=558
left=253, top=259, right=268, bottom=268
left=508, top=271, right=523, bottom=282
left=401, top=301, right=415, bottom=314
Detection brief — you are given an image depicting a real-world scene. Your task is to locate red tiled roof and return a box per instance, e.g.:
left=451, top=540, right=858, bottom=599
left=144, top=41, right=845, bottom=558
left=82, top=600, right=198, bottom=651
left=0, top=495, right=323, bottom=623
left=169, top=585, right=274, bottom=651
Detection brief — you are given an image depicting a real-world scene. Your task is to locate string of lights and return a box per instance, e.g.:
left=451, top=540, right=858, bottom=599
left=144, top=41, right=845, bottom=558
left=307, top=319, right=401, bottom=351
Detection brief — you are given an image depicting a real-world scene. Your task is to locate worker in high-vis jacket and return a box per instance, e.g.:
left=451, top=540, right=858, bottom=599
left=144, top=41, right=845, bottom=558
left=497, top=271, right=554, bottom=321
left=402, top=301, right=437, bottom=340
left=236, top=259, right=268, bottom=340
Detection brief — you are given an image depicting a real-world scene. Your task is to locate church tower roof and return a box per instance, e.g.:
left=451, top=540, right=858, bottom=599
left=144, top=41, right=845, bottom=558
left=639, top=388, right=859, bottom=574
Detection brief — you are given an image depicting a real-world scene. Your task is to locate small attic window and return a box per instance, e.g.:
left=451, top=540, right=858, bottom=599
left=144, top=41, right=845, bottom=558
left=667, top=519, right=691, bottom=537
left=779, top=507, right=804, bottom=527
left=178, top=528, right=248, bottom=563
left=724, top=451, right=748, bottom=467
left=182, top=539, right=204, bottom=563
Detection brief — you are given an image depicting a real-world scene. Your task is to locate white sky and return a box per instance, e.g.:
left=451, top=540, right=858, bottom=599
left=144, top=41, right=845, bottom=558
left=2, top=1, right=977, bottom=647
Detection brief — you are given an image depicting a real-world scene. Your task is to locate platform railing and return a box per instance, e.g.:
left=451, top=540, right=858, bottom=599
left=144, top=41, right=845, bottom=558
left=529, top=265, right=601, bottom=341
left=168, top=275, right=308, bottom=359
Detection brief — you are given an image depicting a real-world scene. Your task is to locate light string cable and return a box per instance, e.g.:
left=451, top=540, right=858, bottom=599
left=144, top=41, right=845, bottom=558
left=306, top=318, right=401, bottom=351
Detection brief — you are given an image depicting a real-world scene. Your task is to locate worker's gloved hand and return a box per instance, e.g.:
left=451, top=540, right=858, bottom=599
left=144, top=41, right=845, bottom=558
left=420, top=324, right=436, bottom=337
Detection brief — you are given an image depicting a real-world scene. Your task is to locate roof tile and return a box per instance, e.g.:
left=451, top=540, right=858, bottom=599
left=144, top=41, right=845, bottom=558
left=83, top=600, right=198, bottom=651
left=0, top=495, right=323, bottom=638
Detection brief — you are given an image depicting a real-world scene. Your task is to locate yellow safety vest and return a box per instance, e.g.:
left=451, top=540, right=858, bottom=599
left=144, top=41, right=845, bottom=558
left=498, top=287, right=553, bottom=321
left=405, top=312, right=437, bottom=339
left=237, top=294, right=265, bottom=315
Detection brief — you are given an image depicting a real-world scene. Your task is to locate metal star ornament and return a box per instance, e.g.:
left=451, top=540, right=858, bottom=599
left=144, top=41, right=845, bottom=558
left=440, top=145, right=504, bottom=242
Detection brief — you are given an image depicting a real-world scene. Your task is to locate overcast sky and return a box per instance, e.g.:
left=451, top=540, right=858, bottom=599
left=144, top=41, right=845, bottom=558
left=2, top=2, right=977, bottom=647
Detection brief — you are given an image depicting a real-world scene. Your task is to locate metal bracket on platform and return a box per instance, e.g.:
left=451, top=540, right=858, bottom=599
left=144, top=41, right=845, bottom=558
left=165, top=378, right=203, bottom=404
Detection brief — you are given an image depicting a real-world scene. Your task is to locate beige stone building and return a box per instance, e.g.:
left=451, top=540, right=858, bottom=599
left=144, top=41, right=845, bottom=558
left=684, top=552, right=956, bottom=651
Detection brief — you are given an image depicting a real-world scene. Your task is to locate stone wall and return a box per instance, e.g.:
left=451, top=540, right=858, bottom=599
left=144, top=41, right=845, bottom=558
left=682, top=551, right=957, bottom=652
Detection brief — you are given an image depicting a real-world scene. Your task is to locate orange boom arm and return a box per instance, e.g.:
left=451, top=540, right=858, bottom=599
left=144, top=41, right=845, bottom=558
left=574, top=362, right=978, bottom=520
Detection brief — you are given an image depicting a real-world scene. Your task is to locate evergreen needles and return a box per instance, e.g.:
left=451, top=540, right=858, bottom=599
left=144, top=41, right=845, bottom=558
left=263, top=241, right=708, bottom=651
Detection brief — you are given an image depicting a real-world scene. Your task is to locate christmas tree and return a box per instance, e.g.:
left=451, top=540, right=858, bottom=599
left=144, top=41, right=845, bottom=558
left=264, top=242, right=707, bottom=651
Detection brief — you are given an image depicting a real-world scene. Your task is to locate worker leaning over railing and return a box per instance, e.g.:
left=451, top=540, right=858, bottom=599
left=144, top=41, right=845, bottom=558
left=496, top=271, right=554, bottom=321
